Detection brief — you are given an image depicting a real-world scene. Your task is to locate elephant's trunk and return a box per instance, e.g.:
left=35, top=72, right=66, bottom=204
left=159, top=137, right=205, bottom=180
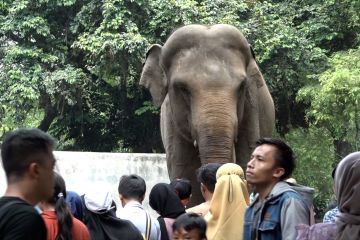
left=193, top=90, right=238, bottom=164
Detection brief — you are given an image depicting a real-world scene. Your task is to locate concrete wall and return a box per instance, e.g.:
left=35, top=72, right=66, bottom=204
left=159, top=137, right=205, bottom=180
left=0, top=151, right=169, bottom=215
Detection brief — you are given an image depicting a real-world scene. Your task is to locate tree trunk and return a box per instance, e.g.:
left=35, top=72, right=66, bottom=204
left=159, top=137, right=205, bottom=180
left=333, top=139, right=353, bottom=160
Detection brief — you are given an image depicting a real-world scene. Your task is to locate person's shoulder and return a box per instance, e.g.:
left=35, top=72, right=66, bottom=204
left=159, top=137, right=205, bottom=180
left=0, top=197, right=46, bottom=240
left=186, top=202, right=209, bottom=216
left=0, top=197, right=40, bottom=217
left=296, top=223, right=337, bottom=240
left=72, top=217, right=91, bottom=240
left=119, top=203, right=146, bottom=220
left=0, top=196, right=29, bottom=206
left=281, top=189, right=303, bottom=199
left=272, top=182, right=305, bottom=202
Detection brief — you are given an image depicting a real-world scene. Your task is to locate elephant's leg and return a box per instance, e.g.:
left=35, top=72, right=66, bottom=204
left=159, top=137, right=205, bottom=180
left=161, top=96, right=202, bottom=206
left=170, top=147, right=202, bottom=207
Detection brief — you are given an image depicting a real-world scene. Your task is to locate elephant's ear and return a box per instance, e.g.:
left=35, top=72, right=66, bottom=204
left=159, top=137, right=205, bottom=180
left=246, top=58, right=265, bottom=89
left=140, top=44, right=167, bottom=107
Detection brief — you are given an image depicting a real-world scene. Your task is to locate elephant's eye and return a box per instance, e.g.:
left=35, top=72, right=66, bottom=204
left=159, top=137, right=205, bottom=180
left=173, top=82, right=190, bottom=94
left=172, top=81, right=191, bottom=106
left=234, top=77, right=246, bottom=94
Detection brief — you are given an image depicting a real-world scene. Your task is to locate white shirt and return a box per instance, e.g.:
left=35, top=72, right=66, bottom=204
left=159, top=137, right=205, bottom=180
left=118, top=200, right=161, bottom=240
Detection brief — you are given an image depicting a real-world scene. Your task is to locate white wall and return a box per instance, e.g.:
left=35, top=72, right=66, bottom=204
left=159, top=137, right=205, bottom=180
left=0, top=151, right=169, bottom=215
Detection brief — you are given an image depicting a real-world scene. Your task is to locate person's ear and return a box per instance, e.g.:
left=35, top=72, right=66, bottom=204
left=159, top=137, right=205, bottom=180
left=272, top=167, right=285, bottom=179
left=140, top=194, right=145, bottom=203
left=119, top=194, right=126, bottom=207
left=200, top=183, right=206, bottom=193
left=28, top=162, right=40, bottom=179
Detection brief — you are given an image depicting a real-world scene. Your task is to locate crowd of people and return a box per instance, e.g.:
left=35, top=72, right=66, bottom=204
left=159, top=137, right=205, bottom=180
left=0, top=128, right=359, bottom=240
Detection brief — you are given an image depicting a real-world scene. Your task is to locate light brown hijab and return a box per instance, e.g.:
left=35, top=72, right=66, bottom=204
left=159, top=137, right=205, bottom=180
left=335, top=151, right=360, bottom=240
left=206, top=163, right=249, bottom=240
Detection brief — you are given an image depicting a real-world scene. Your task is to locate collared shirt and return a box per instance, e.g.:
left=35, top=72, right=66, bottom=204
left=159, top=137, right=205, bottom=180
left=118, top=201, right=161, bottom=240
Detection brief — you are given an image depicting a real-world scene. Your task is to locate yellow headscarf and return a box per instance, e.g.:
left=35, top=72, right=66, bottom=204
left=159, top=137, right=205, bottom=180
left=206, top=163, right=249, bottom=240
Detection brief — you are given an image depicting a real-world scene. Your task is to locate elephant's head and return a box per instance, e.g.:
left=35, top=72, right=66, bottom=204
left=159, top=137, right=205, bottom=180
left=140, top=24, right=273, bottom=167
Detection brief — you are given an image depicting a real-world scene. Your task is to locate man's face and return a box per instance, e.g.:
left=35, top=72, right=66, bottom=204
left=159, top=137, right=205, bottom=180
left=173, top=227, right=204, bottom=240
left=36, top=149, right=56, bottom=201
left=246, top=144, right=284, bottom=186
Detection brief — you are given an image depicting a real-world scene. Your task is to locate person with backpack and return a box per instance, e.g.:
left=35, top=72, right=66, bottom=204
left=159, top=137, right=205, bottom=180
left=118, top=174, right=161, bottom=240
left=81, top=189, right=143, bottom=240
left=0, top=128, right=57, bottom=240
left=243, top=138, right=312, bottom=240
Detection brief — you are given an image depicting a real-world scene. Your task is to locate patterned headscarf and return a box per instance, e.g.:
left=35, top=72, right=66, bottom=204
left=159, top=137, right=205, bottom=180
left=335, top=151, right=360, bottom=240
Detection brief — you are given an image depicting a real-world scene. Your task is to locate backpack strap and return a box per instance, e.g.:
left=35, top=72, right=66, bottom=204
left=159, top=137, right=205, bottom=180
left=145, top=211, right=152, bottom=240
left=0, top=199, right=27, bottom=218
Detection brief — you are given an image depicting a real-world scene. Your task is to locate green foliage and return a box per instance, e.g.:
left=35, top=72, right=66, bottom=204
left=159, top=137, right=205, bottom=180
left=286, top=127, right=334, bottom=218
left=1, top=0, right=360, bottom=161
left=197, top=0, right=249, bottom=25
left=294, top=0, right=360, bottom=51
left=135, top=101, right=159, bottom=115
left=298, top=47, right=360, bottom=151
left=243, top=1, right=328, bottom=134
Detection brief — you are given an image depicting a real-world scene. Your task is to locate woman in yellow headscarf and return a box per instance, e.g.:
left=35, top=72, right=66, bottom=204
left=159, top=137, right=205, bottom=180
left=206, top=163, right=249, bottom=240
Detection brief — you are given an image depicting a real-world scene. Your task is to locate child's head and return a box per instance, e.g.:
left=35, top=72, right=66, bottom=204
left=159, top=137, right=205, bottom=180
left=172, top=213, right=207, bottom=240
left=170, top=178, right=192, bottom=207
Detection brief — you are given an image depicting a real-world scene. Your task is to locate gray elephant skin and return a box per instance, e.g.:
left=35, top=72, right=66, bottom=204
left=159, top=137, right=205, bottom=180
left=140, top=24, right=275, bottom=205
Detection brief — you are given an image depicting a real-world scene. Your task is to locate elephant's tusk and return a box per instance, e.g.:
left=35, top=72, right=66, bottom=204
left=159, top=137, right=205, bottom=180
left=194, top=140, right=198, bottom=148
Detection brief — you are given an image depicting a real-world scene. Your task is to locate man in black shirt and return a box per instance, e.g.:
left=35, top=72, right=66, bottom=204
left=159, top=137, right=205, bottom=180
left=0, top=128, right=57, bottom=240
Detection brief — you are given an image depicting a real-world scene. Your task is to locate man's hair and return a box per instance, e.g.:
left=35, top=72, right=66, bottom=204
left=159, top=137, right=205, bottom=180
left=256, top=137, right=296, bottom=180
left=1, top=128, right=56, bottom=179
left=170, top=178, right=192, bottom=200
left=118, top=174, right=146, bottom=200
left=196, top=163, right=222, bottom=193
left=172, top=213, right=207, bottom=238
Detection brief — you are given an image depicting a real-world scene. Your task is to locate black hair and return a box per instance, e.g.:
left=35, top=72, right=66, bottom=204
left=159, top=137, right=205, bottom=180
left=170, top=178, right=192, bottom=200
left=331, top=164, right=338, bottom=179
left=118, top=174, right=146, bottom=200
left=46, top=172, right=73, bottom=240
left=256, top=137, right=296, bottom=180
left=172, top=213, right=207, bottom=239
left=1, top=128, right=56, bottom=179
left=196, top=163, right=222, bottom=193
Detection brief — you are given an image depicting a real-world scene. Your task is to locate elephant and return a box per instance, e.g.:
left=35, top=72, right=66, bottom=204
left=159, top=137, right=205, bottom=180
left=140, top=24, right=275, bottom=205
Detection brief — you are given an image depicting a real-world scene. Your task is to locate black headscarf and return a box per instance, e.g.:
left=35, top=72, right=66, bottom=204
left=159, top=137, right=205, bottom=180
left=149, top=183, right=186, bottom=240
left=149, top=183, right=186, bottom=218
left=81, top=195, right=143, bottom=240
